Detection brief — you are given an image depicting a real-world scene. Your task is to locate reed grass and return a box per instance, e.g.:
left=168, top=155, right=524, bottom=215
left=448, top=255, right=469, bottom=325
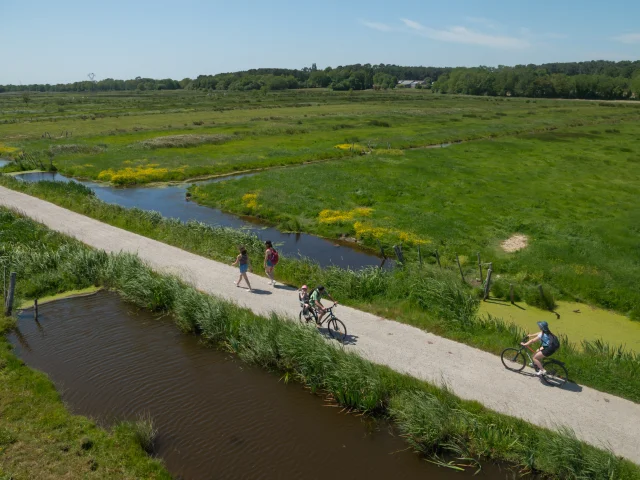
left=2, top=206, right=639, bottom=478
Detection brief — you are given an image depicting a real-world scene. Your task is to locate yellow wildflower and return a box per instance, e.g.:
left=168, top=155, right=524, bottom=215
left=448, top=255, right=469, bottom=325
left=319, top=207, right=373, bottom=224
left=98, top=165, right=170, bottom=185
left=0, top=144, right=18, bottom=155
left=334, top=143, right=366, bottom=150
left=353, top=221, right=430, bottom=246
left=242, top=193, right=258, bottom=209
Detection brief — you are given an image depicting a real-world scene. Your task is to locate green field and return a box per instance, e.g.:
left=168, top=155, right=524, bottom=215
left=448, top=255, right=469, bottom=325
left=2, top=89, right=639, bottom=184
left=1, top=89, right=639, bottom=333
left=191, top=122, right=640, bottom=319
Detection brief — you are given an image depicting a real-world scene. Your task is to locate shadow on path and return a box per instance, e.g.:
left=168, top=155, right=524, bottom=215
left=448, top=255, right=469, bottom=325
left=518, top=370, right=583, bottom=393
left=249, top=289, right=272, bottom=295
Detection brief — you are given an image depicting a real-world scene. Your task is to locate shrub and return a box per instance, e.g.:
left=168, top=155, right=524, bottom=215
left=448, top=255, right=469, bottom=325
left=524, top=284, right=557, bottom=311
left=490, top=278, right=522, bottom=301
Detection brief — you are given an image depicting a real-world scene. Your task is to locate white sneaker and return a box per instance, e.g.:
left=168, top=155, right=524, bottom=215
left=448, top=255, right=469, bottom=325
left=536, top=369, right=546, bottom=376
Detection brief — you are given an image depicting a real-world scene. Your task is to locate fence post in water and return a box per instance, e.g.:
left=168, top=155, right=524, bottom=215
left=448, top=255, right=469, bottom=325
left=4, top=272, right=16, bottom=317
left=418, top=245, right=422, bottom=266
left=538, top=284, right=545, bottom=307
left=483, top=264, right=493, bottom=301
left=435, top=249, right=441, bottom=269
left=477, top=252, right=483, bottom=283
left=393, top=245, right=404, bottom=264
left=456, top=254, right=465, bottom=282
left=34, top=299, right=38, bottom=321
left=510, top=283, right=515, bottom=304
left=377, top=240, right=386, bottom=259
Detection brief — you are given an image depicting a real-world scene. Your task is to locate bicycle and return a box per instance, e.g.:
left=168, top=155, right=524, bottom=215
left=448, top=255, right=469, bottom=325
left=500, top=336, right=568, bottom=387
left=299, top=302, right=347, bottom=344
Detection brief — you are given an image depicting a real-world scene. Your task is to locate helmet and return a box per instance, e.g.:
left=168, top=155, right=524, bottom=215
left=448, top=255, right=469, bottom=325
left=317, top=285, right=325, bottom=291
left=537, top=321, right=550, bottom=332
left=301, top=285, right=308, bottom=290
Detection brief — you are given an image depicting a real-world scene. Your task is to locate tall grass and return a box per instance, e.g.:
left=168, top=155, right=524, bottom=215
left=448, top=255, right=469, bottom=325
left=3, top=207, right=640, bottom=478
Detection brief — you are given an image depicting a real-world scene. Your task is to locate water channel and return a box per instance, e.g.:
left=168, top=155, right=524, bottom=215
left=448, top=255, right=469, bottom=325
left=11, top=169, right=388, bottom=270
left=8, top=292, right=509, bottom=479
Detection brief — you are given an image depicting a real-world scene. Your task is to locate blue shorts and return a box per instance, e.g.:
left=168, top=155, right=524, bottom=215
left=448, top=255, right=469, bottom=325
left=266, top=260, right=274, bottom=268
left=239, top=264, right=248, bottom=273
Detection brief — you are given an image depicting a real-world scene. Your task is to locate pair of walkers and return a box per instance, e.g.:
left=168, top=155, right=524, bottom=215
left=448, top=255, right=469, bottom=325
left=231, top=240, right=279, bottom=291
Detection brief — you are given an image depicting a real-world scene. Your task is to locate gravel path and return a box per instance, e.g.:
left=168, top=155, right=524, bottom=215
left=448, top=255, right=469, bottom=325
left=2, top=186, right=639, bottom=465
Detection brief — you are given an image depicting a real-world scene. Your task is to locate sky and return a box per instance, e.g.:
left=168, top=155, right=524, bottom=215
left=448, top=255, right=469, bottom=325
left=1, top=0, right=640, bottom=84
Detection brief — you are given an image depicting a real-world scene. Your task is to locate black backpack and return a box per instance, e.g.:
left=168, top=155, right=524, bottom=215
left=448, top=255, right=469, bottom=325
left=549, top=333, right=560, bottom=350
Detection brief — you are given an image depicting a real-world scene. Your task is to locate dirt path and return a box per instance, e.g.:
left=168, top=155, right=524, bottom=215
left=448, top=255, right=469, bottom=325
left=1, top=186, right=639, bottom=465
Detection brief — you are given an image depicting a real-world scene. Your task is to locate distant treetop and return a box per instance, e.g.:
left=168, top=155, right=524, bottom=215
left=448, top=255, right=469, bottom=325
left=2, top=60, right=639, bottom=101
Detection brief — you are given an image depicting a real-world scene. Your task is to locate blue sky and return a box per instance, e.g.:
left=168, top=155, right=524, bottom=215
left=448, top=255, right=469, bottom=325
left=2, top=0, right=639, bottom=84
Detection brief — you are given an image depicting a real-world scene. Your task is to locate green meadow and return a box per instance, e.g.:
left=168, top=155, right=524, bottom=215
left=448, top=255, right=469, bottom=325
left=191, top=122, right=640, bottom=319
left=1, top=88, right=639, bottom=345
left=2, top=89, right=639, bottom=184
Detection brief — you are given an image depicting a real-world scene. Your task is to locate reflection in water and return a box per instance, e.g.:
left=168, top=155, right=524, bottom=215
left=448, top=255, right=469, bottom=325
left=8, top=292, right=503, bottom=480
left=15, top=171, right=389, bottom=270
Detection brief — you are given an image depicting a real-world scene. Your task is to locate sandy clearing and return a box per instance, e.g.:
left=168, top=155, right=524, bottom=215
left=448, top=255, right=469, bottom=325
left=501, top=234, right=528, bottom=252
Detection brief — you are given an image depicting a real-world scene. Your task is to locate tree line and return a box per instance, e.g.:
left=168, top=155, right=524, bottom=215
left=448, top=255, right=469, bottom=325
left=433, top=62, right=640, bottom=100
left=2, top=61, right=639, bottom=100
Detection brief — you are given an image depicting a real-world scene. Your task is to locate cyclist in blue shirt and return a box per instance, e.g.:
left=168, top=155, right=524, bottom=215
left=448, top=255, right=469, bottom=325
left=521, top=321, right=559, bottom=376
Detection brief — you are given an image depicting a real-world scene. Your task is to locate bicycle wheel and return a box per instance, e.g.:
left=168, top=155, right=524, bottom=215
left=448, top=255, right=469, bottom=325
left=542, top=359, right=568, bottom=387
left=501, top=348, right=526, bottom=372
left=328, top=318, right=347, bottom=344
left=299, top=309, right=314, bottom=324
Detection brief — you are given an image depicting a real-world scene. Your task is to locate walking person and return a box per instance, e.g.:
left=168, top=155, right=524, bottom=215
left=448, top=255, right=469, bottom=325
left=264, top=240, right=279, bottom=286
left=232, top=246, right=252, bottom=292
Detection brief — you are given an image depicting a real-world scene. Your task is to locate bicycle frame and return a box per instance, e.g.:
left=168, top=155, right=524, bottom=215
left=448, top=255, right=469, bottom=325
left=300, top=301, right=333, bottom=322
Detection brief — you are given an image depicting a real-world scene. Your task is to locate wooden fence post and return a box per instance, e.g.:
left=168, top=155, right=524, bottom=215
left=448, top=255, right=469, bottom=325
left=393, top=245, right=404, bottom=264
left=510, top=283, right=515, bottom=304
left=417, top=245, right=422, bottom=266
left=456, top=254, right=465, bottom=281
left=4, top=272, right=16, bottom=317
left=477, top=252, right=483, bottom=283
left=538, top=284, right=546, bottom=308
left=483, top=264, right=493, bottom=300
left=377, top=240, right=386, bottom=259
left=435, top=249, right=441, bottom=269
left=34, top=299, right=38, bottom=321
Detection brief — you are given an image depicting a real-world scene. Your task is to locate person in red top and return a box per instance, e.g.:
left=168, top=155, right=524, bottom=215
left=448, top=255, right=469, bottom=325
left=264, top=240, right=277, bottom=286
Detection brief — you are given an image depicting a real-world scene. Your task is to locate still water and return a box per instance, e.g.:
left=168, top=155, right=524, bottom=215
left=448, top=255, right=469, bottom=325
left=14, top=171, right=387, bottom=270
left=9, top=292, right=509, bottom=479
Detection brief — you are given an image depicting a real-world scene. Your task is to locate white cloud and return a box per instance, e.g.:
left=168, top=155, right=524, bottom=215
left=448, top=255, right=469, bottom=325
left=401, top=18, right=423, bottom=31
left=612, top=33, right=640, bottom=44
left=360, top=20, right=393, bottom=32
left=401, top=18, right=529, bottom=49
left=465, top=16, right=498, bottom=29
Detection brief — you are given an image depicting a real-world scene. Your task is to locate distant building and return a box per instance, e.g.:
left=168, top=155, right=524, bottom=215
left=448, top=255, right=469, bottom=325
left=397, top=80, right=426, bottom=88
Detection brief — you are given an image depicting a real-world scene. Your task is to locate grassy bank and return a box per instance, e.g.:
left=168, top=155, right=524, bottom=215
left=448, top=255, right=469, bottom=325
left=2, top=90, right=640, bottom=184
left=190, top=122, right=640, bottom=321
left=1, top=206, right=639, bottom=479
left=1, top=179, right=638, bottom=402
left=0, top=318, right=170, bottom=479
